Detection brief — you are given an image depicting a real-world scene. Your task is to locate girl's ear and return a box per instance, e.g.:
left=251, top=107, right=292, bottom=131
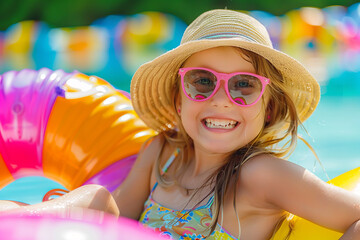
left=265, top=98, right=273, bottom=123
left=266, top=114, right=271, bottom=123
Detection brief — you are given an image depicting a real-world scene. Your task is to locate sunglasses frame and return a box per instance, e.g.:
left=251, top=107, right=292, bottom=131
left=179, top=67, right=270, bottom=107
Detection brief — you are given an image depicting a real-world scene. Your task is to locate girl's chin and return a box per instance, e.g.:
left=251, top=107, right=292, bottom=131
left=196, top=141, right=244, bottom=155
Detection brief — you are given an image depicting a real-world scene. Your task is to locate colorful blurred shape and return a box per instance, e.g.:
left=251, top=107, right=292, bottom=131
left=0, top=69, right=155, bottom=198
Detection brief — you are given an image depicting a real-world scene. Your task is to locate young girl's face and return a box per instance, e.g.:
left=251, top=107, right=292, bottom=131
left=177, top=46, right=267, bottom=155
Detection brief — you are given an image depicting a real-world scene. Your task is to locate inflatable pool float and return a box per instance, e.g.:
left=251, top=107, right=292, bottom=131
left=273, top=166, right=360, bottom=239
left=0, top=211, right=165, bottom=240
left=0, top=69, right=359, bottom=239
left=0, top=68, right=155, bottom=193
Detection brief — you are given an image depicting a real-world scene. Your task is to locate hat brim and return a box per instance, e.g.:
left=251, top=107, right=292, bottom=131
left=131, top=38, right=320, bottom=132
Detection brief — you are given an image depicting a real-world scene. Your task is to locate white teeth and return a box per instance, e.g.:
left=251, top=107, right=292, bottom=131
left=204, top=118, right=237, bottom=129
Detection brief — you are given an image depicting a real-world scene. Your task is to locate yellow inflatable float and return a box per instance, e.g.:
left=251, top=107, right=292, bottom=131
left=0, top=69, right=358, bottom=239
left=273, top=167, right=360, bottom=239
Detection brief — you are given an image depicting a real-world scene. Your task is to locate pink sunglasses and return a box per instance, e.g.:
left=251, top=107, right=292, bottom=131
left=179, top=67, right=270, bottom=107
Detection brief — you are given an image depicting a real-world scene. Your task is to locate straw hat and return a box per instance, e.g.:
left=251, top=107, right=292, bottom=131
left=131, top=9, right=320, bottom=132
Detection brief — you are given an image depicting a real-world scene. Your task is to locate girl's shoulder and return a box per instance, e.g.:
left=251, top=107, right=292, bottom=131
left=136, top=134, right=163, bottom=166
left=141, top=134, right=164, bottom=155
left=238, top=154, right=308, bottom=202
left=240, top=154, right=302, bottom=179
left=138, top=133, right=177, bottom=169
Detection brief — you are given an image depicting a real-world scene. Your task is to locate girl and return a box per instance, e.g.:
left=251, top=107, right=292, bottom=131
left=1, top=9, right=359, bottom=240
left=114, top=9, right=360, bottom=239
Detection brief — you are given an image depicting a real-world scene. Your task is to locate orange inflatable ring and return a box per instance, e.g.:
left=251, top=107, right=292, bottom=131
left=0, top=68, right=155, bottom=194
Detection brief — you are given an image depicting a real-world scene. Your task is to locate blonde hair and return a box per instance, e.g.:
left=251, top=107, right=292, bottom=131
left=155, top=47, right=300, bottom=238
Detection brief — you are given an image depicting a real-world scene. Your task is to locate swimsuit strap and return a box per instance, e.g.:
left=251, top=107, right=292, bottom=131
left=161, top=148, right=180, bottom=174
left=150, top=148, right=180, bottom=193
left=204, top=195, right=215, bottom=209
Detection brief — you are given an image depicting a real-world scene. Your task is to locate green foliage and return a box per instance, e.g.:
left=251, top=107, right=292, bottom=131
left=0, top=0, right=359, bottom=30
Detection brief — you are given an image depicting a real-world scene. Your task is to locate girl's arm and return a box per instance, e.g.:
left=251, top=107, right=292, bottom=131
left=0, top=184, right=119, bottom=217
left=0, top=200, right=28, bottom=212
left=112, top=134, right=162, bottom=220
left=241, top=155, right=360, bottom=238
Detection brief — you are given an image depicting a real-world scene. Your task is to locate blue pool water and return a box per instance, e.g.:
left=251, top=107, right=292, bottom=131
left=0, top=177, right=66, bottom=204
left=291, top=95, right=360, bottom=181
left=0, top=84, right=359, bottom=204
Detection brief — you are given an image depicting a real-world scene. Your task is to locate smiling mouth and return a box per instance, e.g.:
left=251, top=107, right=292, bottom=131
left=203, top=118, right=238, bottom=129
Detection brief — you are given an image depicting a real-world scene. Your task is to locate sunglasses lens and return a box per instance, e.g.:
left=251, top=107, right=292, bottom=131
left=183, top=69, right=216, bottom=100
left=228, top=74, right=263, bottom=105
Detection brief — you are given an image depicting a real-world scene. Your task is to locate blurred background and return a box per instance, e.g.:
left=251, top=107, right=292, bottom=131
left=1, top=0, right=360, bottom=90
left=0, top=0, right=359, bottom=202
left=1, top=0, right=360, bottom=30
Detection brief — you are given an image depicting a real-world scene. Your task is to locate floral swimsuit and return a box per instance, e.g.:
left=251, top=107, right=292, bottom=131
left=139, top=150, right=237, bottom=240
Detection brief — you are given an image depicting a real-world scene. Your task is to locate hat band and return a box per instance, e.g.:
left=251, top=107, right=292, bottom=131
left=198, top=32, right=256, bottom=42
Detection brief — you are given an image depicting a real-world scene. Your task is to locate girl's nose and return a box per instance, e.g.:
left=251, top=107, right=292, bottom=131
left=210, top=81, right=232, bottom=107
